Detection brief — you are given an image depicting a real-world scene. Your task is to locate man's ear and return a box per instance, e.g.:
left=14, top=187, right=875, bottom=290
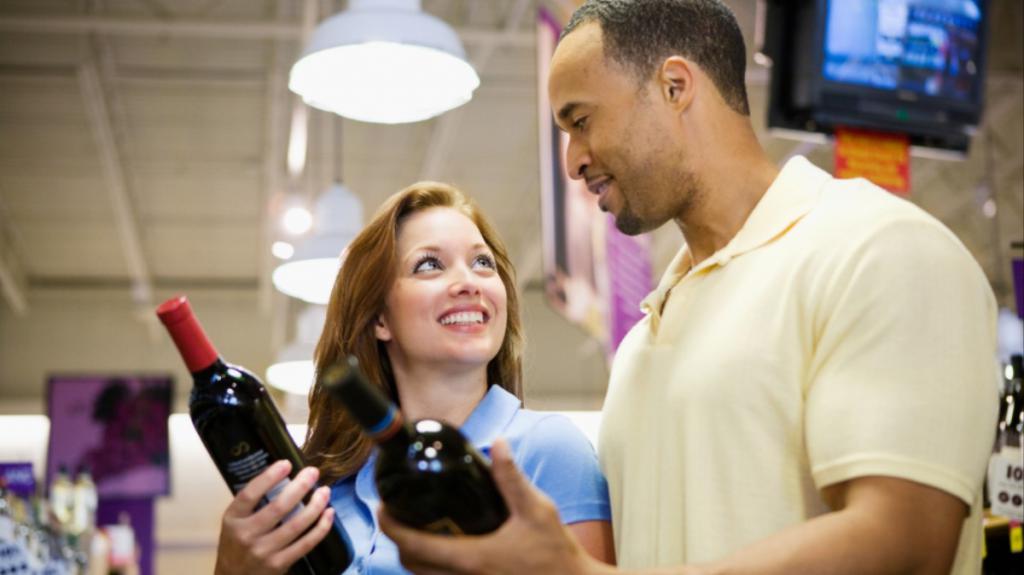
left=659, top=56, right=695, bottom=112
left=374, top=313, right=392, bottom=342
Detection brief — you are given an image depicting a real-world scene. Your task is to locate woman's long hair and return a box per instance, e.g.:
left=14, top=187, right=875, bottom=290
left=302, top=181, right=524, bottom=485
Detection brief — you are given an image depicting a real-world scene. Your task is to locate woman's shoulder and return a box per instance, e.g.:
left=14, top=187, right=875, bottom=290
left=504, top=409, right=598, bottom=466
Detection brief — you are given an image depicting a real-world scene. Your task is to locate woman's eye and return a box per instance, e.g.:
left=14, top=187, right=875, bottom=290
left=413, top=256, right=442, bottom=273
left=573, top=116, right=587, bottom=131
left=473, top=254, right=496, bottom=270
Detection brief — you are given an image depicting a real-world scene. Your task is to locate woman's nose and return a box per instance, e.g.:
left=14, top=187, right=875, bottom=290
left=448, top=265, right=482, bottom=296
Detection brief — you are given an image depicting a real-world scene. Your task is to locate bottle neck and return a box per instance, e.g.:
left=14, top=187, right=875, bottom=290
left=368, top=406, right=413, bottom=449
left=160, top=307, right=220, bottom=373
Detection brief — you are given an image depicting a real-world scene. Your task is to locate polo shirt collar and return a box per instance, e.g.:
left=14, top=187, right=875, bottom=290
left=459, top=384, right=521, bottom=449
left=641, top=156, right=828, bottom=316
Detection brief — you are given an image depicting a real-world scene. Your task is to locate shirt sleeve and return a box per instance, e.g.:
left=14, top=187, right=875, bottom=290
left=510, top=414, right=612, bottom=524
left=805, top=217, right=1000, bottom=506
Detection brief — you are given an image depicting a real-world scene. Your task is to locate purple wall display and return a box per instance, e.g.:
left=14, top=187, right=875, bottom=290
left=606, top=219, right=653, bottom=352
left=536, top=6, right=653, bottom=351
left=0, top=462, right=35, bottom=499
left=46, top=375, right=172, bottom=498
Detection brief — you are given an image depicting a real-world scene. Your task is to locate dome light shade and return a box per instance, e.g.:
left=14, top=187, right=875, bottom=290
left=272, top=182, right=363, bottom=304
left=267, top=305, right=327, bottom=395
left=289, top=0, right=480, bottom=124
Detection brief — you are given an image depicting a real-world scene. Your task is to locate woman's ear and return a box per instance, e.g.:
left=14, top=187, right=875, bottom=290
left=374, top=313, right=392, bottom=342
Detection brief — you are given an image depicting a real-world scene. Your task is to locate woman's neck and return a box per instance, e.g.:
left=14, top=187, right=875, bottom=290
left=390, top=363, right=488, bottom=427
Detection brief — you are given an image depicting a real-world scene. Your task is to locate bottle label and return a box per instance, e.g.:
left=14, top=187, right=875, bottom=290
left=988, top=447, right=1024, bottom=522
left=225, top=444, right=272, bottom=491
left=423, top=517, right=464, bottom=536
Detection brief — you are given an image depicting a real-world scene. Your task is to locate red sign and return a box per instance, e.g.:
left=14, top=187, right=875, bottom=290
left=834, top=127, right=910, bottom=196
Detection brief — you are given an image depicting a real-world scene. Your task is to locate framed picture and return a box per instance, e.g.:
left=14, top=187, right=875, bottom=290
left=46, top=375, right=172, bottom=498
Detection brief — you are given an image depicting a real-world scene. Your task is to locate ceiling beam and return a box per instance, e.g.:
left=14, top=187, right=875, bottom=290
left=78, top=59, right=156, bottom=324
left=419, top=0, right=532, bottom=180
left=0, top=14, right=534, bottom=47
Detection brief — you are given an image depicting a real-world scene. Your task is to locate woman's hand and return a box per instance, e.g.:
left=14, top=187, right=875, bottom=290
left=214, top=460, right=336, bottom=575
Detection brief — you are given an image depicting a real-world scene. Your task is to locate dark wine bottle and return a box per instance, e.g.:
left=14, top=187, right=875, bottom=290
left=320, top=356, right=509, bottom=535
left=156, top=296, right=353, bottom=575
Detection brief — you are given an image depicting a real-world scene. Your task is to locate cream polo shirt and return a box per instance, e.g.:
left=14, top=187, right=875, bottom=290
left=598, top=156, right=998, bottom=572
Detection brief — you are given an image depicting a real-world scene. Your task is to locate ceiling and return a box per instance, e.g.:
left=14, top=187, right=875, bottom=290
left=0, top=0, right=1021, bottom=415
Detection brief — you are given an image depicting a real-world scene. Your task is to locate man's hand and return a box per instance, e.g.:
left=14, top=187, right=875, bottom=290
left=379, top=439, right=608, bottom=575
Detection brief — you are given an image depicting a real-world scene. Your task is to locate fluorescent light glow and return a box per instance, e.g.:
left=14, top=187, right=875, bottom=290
left=267, top=360, right=316, bottom=396
left=288, top=0, right=479, bottom=124
left=272, top=241, right=295, bottom=260
left=291, top=42, right=478, bottom=124
left=272, top=257, right=339, bottom=305
left=283, top=206, right=314, bottom=235
left=287, top=102, right=309, bottom=177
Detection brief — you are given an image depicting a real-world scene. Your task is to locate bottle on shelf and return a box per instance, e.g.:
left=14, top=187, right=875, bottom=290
left=70, top=466, right=97, bottom=538
left=156, top=295, right=354, bottom=575
left=48, top=465, right=73, bottom=529
left=321, top=356, right=509, bottom=535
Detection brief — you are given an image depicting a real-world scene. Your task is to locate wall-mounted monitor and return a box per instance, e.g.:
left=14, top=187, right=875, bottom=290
left=763, top=0, right=989, bottom=156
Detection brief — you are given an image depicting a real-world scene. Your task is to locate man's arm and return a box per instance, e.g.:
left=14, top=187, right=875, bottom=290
left=380, top=441, right=967, bottom=575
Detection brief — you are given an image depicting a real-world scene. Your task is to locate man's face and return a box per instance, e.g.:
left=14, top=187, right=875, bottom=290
left=548, top=22, right=691, bottom=235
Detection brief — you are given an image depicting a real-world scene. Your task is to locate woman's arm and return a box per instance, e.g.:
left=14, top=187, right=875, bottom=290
left=569, top=520, right=616, bottom=565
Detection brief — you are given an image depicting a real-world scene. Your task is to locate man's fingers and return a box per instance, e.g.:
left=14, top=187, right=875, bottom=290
left=226, top=460, right=292, bottom=517
left=490, top=438, right=541, bottom=519
left=257, top=485, right=332, bottom=552
left=247, top=466, right=321, bottom=534
left=379, top=509, right=477, bottom=573
left=269, top=507, right=336, bottom=573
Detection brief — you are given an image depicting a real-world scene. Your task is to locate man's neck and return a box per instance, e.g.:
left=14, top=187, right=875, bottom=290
left=674, top=136, right=779, bottom=266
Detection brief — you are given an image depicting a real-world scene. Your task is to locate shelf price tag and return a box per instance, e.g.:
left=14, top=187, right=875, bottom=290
left=988, top=448, right=1024, bottom=523
left=1011, top=523, right=1023, bottom=554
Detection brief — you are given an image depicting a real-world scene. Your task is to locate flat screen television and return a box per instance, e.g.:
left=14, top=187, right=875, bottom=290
left=763, top=0, right=989, bottom=156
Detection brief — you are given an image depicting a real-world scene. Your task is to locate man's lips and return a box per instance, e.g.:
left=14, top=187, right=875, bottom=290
left=587, top=177, right=613, bottom=211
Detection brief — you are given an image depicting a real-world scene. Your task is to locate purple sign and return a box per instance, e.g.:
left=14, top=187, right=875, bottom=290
left=0, top=462, right=35, bottom=499
left=46, top=375, right=172, bottom=498
left=605, top=216, right=653, bottom=352
left=1013, top=258, right=1023, bottom=320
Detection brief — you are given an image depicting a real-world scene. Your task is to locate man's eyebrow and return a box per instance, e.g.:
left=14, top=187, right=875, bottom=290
left=556, top=102, right=581, bottom=124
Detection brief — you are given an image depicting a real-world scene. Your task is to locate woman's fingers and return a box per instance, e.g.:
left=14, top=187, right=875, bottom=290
left=246, top=466, right=321, bottom=535
left=266, top=507, right=337, bottom=573
left=255, top=485, right=332, bottom=553
left=225, top=460, right=292, bottom=518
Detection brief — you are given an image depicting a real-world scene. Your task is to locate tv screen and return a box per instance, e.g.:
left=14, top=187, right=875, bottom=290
left=764, top=0, right=989, bottom=156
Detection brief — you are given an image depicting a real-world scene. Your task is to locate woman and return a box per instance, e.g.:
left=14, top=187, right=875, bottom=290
left=213, top=182, right=614, bottom=574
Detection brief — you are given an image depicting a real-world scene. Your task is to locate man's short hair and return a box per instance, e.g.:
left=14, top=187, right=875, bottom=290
left=563, top=0, right=750, bottom=116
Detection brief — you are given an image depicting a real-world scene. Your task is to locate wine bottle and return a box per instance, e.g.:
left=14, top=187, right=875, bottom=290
left=156, top=295, right=353, bottom=575
left=321, top=356, right=509, bottom=535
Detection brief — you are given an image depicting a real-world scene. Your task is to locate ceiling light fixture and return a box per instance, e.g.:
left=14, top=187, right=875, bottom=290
left=288, top=0, right=480, bottom=124
left=266, top=304, right=326, bottom=395
left=272, top=181, right=363, bottom=304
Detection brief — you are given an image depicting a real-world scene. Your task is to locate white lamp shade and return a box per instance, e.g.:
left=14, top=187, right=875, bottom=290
left=267, top=306, right=327, bottom=395
left=272, top=182, right=363, bottom=304
left=289, top=0, right=480, bottom=124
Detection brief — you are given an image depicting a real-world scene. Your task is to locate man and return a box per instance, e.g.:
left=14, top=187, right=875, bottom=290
left=381, top=1, right=999, bottom=573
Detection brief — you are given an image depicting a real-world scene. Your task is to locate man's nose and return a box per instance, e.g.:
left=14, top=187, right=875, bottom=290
left=566, top=136, right=590, bottom=181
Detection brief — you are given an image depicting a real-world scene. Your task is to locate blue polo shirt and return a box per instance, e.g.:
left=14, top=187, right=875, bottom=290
left=330, top=385, right=611, bottom=574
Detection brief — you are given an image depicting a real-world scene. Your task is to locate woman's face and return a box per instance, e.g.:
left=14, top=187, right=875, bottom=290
left=375, top=207, right=508, bottom=374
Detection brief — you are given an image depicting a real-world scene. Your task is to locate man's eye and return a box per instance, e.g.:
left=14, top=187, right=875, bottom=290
left=473, top=254, right=496, bottom=270
left=413, top=256, right=442, bottom=273
left=573, top=116, right=588, bottom=131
